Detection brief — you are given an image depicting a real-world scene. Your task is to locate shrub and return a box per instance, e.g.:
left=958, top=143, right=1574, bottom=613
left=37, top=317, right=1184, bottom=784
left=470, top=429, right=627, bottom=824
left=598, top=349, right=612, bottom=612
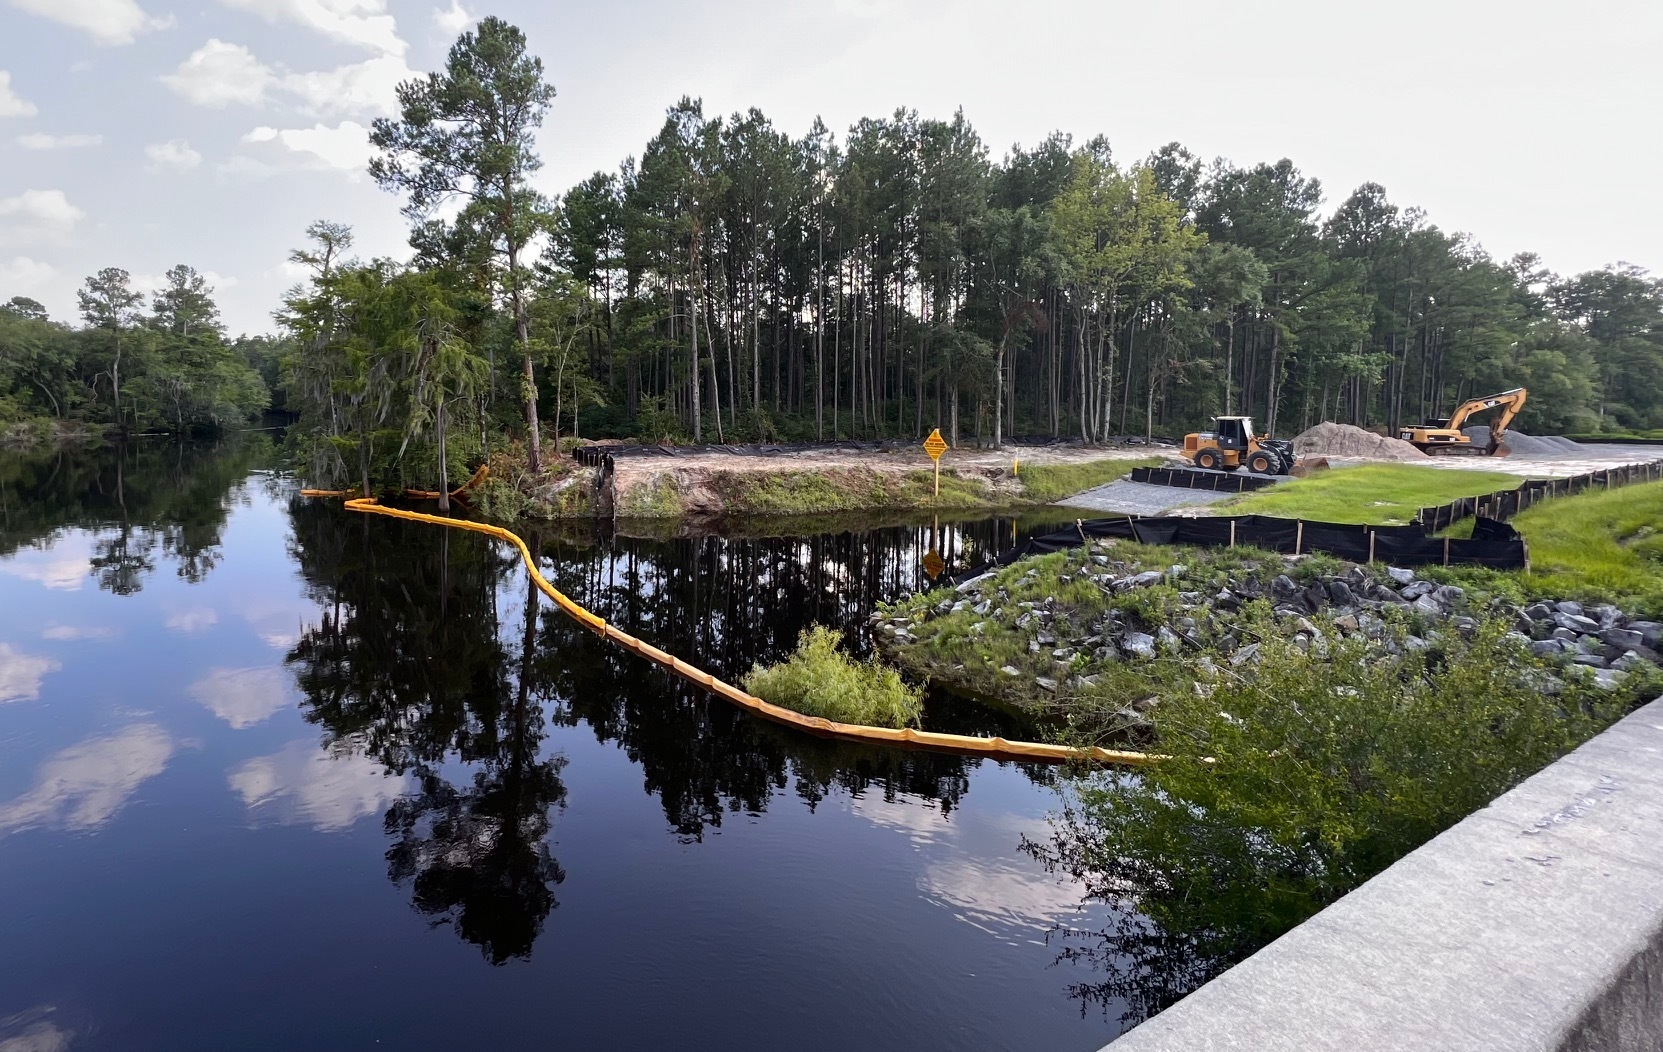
left=744, top=626, right=924, bottom=729
left=1028, top=620, right=1653, bottom=1021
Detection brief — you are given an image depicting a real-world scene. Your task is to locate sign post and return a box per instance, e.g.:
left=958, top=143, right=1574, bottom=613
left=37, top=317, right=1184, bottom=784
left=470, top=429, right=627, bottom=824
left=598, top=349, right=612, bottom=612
left=923, top=428, right=948, bottom=501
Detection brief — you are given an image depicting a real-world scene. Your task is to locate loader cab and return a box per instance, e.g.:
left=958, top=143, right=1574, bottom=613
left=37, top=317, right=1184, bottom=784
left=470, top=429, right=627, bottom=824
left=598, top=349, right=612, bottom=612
left=1215, top=416, right=1253, bottom=450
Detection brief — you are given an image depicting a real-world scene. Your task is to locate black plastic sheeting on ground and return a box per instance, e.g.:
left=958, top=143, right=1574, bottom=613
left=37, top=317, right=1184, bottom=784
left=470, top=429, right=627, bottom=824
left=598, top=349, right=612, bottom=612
left=947, top=513, right=1526, bottom=585
left=1129, top=466, right=1281, bottom=493
left=1416, top=460, right=1663, bottom=530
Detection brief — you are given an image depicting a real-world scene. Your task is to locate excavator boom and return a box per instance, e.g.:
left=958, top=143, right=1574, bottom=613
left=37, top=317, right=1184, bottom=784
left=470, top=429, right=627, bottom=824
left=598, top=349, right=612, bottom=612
left=1398, top=387, right=1528, bottom=454
left=1445, top=388, right=1528, bottom=433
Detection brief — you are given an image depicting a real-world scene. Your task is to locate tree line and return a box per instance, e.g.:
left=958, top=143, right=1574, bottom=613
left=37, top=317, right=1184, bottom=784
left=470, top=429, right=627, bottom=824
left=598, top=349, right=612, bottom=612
left=0, top=266, right=272, bottom=438
left=9, top=15, right=1663, bottom=482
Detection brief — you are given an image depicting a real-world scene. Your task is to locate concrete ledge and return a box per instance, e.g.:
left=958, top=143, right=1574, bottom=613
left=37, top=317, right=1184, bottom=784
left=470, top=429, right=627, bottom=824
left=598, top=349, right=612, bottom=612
left=1104, top=697, right=1663, bottom=1052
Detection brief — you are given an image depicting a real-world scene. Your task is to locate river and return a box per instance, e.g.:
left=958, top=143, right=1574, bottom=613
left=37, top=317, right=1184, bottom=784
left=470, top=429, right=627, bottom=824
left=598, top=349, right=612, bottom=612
left=0, top=437, right=1134, bottom=1051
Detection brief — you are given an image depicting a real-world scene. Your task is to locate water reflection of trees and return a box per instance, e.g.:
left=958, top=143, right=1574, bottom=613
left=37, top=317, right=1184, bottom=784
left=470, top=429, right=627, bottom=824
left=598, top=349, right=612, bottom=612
left=287, top=501, right=568, bottom=964
left=283, top=499, right=1049, bottom=961
left=0, top=435, right=275, bottom=592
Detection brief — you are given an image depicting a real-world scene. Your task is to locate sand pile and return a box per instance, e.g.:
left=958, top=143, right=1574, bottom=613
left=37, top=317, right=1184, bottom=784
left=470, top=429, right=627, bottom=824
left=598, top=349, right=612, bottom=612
left=1463, top=426, right=1579, bottom=457
left=1293, top=422, right=1428, bottom=461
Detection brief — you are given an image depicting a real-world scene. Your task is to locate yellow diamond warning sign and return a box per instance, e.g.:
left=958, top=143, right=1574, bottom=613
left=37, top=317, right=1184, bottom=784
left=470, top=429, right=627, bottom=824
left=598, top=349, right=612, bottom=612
left=922, top=549, right=945, bottom=580
left=923, top=429, right=948, bottom=461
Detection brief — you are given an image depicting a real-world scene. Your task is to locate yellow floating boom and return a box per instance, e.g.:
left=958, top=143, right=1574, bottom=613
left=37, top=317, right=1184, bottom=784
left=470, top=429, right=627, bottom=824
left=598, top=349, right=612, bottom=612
left=311, top=490, right=1155, bottom=767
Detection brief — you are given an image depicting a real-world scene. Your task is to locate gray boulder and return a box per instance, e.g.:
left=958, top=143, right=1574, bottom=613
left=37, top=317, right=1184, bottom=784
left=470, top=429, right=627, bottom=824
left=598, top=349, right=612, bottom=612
left=1553, top=612, right=1601, bottom=635
left=1601, top=627, right=1645, bottom=650
left=1123, top=632, right=1157, bottom=658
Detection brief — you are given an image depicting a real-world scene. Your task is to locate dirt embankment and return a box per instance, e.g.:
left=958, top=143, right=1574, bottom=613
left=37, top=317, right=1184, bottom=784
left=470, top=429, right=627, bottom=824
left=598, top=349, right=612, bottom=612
left=593, top=445, right=1165, bottom=520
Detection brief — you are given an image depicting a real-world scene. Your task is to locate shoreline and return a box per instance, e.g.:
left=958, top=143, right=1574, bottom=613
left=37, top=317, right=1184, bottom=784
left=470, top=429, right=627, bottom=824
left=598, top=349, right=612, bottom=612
left=484, top=445, right=1170, bottom=522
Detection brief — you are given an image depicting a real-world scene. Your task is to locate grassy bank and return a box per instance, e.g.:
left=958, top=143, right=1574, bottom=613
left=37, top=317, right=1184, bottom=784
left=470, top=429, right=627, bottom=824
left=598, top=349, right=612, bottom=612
left=609, top=455, right=1166, bottom=520
left=1013, top=456, right=1169, bottom=503
left=1435, top=478, right=1663, bottom=618
left=1221, top=463, right=1522, bottom=525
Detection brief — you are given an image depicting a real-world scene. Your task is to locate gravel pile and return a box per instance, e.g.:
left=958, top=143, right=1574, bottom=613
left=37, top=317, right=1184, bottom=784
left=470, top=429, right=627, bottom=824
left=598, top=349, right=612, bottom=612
left=1463, top=426, right=1581, bottom=457
left=1294, top=422, right=1427, bottom=461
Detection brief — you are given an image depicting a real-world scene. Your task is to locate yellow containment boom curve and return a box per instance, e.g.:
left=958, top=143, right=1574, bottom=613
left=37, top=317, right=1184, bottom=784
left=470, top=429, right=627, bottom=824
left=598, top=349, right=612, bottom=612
left=312, top=492, right=1154, bottom=767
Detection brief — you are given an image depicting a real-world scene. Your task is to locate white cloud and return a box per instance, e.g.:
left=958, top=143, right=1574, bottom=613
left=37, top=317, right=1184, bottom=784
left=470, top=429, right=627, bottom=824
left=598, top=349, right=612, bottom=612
left=167, top=40, right=411, bottom=119
left=163, top=606, right=218, bottom=633
left=0, top=642, right=61, bottom=703
left=17, top=132, right=103, bottom=150
left=229, top=740, right=406, bottom=830
left=0, top=534, right=92, bottom=588
left=0, top=724, right=174, bottom=835
left=242, top=120, right=372, bottom=173
left=0, top=71, right=38, bottom=118
left=189, top=665, right=292, bottom=728
left=281, top=53, right=413, bottom=118
left=144, top=138, right=202, bottom=171
left=41, top=623, right=119, bottom=640
left=0, top=256, right=56, bottom=293
left=0, top=189, right=85, bottom=230
left=431, top=0, right=471, bottom=36
left=161, top=39, right=276, bottom=107
left=0, top=1007, right=74, bottom=1052
left=7, top=0, right=165, bottom=46
left=217, top=0, right=405, bottom=56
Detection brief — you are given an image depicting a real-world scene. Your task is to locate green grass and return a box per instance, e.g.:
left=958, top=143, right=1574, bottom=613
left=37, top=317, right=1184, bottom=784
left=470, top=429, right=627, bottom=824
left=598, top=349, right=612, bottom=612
left=1507, top=479, right=1663, bottom=618
left=1566, top=430, right=1663, bottom=442
left=1220, top=464, right=1523, bottom=525
left=1016, top=456, right=1166, bottom=503
left=616, top=475, right=685, bottom=518
left=744, top=626, right=924, bottom=728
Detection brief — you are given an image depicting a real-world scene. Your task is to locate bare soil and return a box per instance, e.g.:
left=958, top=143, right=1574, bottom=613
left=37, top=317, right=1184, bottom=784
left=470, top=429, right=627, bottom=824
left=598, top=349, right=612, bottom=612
left=608, top=444, right=1164, bottom=518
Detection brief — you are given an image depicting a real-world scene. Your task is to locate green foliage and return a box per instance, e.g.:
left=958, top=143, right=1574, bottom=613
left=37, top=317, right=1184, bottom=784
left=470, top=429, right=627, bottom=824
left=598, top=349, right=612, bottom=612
left=1015, top=456, right=1166, bottom=503
left=744, top=626, right=924, bottom=729
left=1223, top=464, right=1521, bottom=525
left=0, top=267, right=266, bottom=439
left=1028, top=622, right=1652, bottom=1011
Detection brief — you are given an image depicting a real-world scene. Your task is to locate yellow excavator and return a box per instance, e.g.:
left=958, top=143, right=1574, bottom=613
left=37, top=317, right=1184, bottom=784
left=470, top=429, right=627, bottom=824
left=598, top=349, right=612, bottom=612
left=1398, top=387, right=1528, bottom=454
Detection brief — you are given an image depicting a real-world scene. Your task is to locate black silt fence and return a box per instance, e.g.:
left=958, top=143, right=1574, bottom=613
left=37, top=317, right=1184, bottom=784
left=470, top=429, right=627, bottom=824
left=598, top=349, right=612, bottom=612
left=1416, top=460, right=1663, bottom=531
left=1129, top=466, right=1281, bottom=493
left=947, top=512, right=1526, bottom=585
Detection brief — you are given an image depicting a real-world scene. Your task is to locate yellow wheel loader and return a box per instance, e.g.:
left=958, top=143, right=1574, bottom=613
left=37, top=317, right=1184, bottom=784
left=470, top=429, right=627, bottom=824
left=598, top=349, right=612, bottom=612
left=1398, top=387, right=1528, bottom=454
left=1180, top=415, right=1293, bottom=474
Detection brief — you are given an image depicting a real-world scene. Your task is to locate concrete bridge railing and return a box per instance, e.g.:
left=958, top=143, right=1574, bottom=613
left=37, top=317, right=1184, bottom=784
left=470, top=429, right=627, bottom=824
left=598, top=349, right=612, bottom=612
left=1104, top=696, right=1663, bottom=1052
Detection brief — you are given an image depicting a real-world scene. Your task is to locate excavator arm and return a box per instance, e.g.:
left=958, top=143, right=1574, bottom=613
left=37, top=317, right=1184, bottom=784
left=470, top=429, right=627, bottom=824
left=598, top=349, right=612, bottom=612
left=1446, top=388, right=1528, bottom=435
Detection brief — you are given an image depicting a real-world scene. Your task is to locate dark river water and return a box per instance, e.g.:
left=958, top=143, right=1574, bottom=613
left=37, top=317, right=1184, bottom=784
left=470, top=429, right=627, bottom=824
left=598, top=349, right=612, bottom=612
left=0, top=437, right=1133, bottom=1051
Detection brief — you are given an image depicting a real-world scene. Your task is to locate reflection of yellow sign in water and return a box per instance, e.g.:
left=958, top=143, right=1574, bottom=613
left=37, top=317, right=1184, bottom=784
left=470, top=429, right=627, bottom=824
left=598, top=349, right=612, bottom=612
left=922, top=549, right=945, bottom=580
left=923, top=428, right=948, bottom=501
left=923, top=429, right=948, bottom=461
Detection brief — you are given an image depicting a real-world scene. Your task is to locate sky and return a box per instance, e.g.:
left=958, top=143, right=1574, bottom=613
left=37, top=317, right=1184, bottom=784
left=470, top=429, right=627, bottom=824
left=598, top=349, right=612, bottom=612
left=1, top=0, right=1659, bottom=334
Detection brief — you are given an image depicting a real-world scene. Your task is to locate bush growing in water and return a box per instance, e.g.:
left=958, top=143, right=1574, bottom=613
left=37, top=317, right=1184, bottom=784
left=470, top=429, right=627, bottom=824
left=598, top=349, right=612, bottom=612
left=744, top=627, right=924, bottom=729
